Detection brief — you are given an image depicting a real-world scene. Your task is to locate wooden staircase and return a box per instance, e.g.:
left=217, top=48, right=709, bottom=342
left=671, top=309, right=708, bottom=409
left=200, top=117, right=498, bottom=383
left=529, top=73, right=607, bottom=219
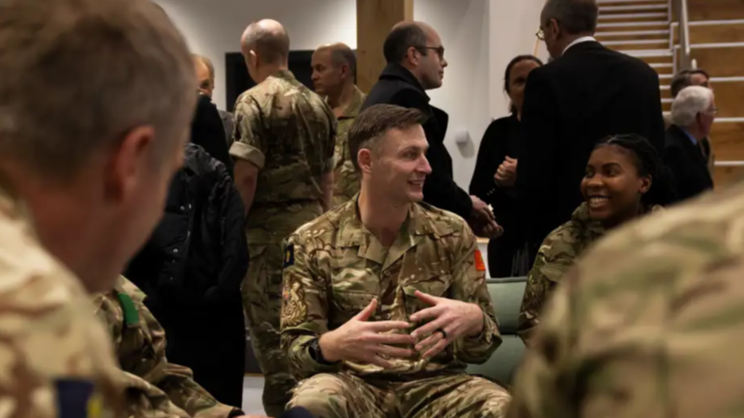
left=596, top=0, right=744, bottom=187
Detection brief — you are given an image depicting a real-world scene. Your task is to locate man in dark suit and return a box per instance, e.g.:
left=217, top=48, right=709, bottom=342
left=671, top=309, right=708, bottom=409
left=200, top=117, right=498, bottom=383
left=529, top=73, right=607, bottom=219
left=517, top=0, right=666, bottom=252
left=362, top=21, right=500, bottom=238
left=192, top=93, right=233, bottom=174
left=665, top=85, right=716, bottom=203
left=668, top=68, right=714, bottom=172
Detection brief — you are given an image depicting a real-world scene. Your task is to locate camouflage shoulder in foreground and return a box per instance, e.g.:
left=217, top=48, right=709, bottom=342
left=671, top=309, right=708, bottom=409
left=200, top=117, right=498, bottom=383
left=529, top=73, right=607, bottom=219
left=281, top=199, right=501, bottom=379
left=95, top=276, right=239, bottom=418
left=0, top=187, right=122, bottom=417
left=508, top=185, right=744, bottom=418
left=517, top=203, right=605, bottom=344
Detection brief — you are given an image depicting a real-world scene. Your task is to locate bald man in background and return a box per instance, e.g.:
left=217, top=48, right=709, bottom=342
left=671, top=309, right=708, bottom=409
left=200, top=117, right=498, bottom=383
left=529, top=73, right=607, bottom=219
left=194, top=54, right=235, bottom=147
left=311, top=43, right=366, bottom=206
left=230, top=19, right=336, bottom=417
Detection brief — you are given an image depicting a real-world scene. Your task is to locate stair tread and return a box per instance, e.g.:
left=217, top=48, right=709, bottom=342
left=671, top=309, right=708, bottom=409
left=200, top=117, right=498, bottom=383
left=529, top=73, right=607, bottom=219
left=597, top=0, right=666, bottom=3
left=599, top=4, right=668, bottom=12
left=599, top=12, right=669, bottom=20
left=617, top=49, right=673, bottom=56
left=603, top=39, right=669, bottom=44
left=596, top=29, right=670, bottom=36
left=597, top=21, right=670, bottom=28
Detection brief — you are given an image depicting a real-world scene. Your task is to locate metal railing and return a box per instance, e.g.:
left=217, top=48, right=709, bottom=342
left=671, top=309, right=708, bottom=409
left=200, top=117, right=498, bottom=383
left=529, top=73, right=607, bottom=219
left=675, top=0, right=694, bottom=71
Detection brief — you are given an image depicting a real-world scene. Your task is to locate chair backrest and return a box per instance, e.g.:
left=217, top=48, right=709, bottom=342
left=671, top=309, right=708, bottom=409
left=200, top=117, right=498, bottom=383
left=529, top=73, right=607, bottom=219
left=487, top=277, right=527, bottom=335
left=466, top=277, right=527, bottom=386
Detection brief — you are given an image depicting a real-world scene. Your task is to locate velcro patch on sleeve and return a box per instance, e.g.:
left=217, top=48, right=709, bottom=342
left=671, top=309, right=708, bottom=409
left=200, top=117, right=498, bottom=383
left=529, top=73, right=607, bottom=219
left=283, top=244, right=295, bottom=268
left=55, top=378, right=102, bottom=418
left=474, top=250, right=486, bottom=272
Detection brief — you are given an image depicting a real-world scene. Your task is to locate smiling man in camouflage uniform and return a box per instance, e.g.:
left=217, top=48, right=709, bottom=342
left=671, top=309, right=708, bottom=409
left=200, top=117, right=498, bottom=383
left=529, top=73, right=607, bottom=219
left=280, top=104, right=511, bottom=418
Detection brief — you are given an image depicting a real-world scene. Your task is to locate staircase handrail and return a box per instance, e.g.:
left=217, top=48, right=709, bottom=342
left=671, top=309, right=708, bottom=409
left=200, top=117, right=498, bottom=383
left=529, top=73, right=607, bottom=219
left=676, top=0, right=693, bottom=70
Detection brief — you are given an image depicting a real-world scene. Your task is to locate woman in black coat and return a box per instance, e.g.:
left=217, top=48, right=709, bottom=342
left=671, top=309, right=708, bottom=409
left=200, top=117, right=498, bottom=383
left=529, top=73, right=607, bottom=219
left=470, top=55, right=542, bottom=278
left=191, top=92, right=233, bottom=175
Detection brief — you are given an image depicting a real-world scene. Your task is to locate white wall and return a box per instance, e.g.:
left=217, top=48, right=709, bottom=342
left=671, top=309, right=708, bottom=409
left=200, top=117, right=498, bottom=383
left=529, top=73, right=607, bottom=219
left=489, top=0, right=549, bottom=119
left=153, top=0, right=356, bottom=110
left=154, top=0, right=544, bottom=191
left=415, top=0, right=492, bottom=189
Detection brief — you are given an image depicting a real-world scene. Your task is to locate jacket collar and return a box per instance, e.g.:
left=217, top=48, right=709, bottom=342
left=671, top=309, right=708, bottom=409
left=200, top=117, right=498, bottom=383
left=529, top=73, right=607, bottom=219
left=562, top=36, right=597, bottom=55
left=571, top=201, right=664, bottom=231
left=380, top=63, right=430, bottom=103
left=269, top=69, right=297, bottom=82
left=339, top=86, right=366, bottom=120
left=669, top=125, right=709, bottom=163
left=334, top=194, right=452, bottom=269
left=562, top=39, right=604, bottom=57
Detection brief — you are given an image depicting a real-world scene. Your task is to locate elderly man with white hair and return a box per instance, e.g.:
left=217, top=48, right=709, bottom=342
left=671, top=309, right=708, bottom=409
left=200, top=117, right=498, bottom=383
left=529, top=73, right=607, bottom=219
left=664, top=85, right=716, bottom=204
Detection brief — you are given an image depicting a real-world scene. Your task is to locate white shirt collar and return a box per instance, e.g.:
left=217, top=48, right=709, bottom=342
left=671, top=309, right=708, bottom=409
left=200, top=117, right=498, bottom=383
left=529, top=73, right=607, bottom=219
left=563, top=36, right=597, bottom=55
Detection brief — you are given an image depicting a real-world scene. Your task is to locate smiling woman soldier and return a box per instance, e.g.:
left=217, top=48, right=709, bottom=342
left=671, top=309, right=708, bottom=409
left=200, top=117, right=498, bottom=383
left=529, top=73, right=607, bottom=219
left=517, top=134, right=674, bottom=345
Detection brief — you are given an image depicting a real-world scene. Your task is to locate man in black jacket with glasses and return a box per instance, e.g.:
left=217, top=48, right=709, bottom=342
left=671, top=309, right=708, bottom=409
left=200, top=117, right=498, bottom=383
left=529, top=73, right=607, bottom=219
left=362, top=21, right=501, bottom=239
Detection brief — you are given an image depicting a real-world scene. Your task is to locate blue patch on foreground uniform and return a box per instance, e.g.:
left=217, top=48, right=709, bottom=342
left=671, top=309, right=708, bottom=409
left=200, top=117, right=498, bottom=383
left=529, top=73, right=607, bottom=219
left=56, top=379, right=101, bottom=418
left=284, top=244, right=295, bottom=267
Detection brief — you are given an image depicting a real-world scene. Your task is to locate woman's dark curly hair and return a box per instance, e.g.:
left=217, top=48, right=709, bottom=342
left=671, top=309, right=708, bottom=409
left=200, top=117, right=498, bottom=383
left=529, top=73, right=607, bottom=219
left=593, top=134, right=676, bottom=207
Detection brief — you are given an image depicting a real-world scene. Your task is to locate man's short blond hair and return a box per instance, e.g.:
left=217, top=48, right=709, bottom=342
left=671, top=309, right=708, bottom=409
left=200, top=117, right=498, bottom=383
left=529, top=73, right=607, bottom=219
left=194, top=54, right=215, bottom=83
left=0, top=0, right=197, bottom=180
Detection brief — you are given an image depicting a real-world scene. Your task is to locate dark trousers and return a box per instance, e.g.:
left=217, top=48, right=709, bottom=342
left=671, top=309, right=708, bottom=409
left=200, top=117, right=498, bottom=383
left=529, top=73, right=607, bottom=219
left=149, top=292, right=246, bottom=408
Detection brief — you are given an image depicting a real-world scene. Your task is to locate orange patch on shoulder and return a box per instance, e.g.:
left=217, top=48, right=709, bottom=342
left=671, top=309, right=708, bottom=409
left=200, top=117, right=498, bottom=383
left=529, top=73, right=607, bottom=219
left=474, top=250, right=486, bottom=272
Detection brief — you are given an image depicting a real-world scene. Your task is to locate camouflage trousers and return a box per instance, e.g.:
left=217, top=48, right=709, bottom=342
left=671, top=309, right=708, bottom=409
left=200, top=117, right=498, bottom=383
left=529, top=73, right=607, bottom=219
left=243, top=202, right=324, bottom=417
left=288, top=372, right=511, bottom=418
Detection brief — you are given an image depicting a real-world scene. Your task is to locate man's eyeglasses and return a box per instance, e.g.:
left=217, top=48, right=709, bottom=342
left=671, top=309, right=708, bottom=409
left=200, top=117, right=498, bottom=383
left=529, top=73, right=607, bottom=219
left=536, top=28, right=545, bottom=41
left=415, top=46, right=445, bottom=60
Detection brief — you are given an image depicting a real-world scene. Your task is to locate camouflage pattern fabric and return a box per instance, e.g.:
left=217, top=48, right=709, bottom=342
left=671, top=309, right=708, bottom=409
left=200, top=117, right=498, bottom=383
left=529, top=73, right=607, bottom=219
left=331, top=86, right=366, bottom=207
left=517, top=203, right=605, bottom=345
left=114, top=371, right=189, bottom=418
left=230, top=69, right=335, bottom=417
left=0, top=184, right=122, bottom=417
left=281, top=197, right=510, bottom=417
left=517, top=202, right=663, bottom=345
left=507, top=184, right=744, bottom=418
left=288, top=372, right=511, bottom=418
left=94, top=276, right=241, bottom=418
left=229, top=69, right=336, bottom=205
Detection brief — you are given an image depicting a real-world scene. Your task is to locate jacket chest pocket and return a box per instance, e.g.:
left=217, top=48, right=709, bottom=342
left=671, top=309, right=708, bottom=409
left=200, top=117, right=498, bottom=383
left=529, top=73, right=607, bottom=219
left=330, top=288, right=376, bottom=325
left=402, top=274, right=451, bottom=318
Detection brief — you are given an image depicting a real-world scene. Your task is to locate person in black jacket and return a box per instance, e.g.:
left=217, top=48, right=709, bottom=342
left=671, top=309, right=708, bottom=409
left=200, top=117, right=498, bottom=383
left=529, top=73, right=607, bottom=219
left=124, top=143, right=248, bottom=407
left=362, top=21, right=500, bottom=238
left=665, top=86, right=716, bottom=204
left=516, top=0, right=666, bottom=258
left=470, top=55, right=543, bottom=277
left=192, top=92, right=234, bottom=174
